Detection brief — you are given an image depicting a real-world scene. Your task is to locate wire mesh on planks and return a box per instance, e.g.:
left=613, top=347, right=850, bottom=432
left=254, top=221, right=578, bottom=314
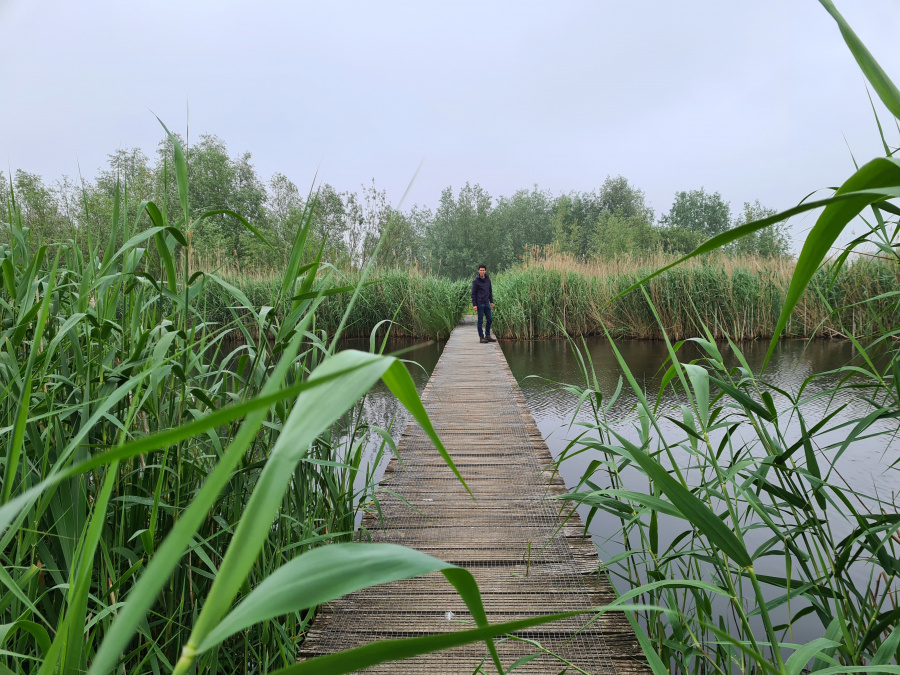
left=300, top=317, right=647, bottom=674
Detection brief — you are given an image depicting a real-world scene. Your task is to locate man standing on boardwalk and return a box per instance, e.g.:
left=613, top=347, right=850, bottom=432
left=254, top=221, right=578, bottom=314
left=471, top=264, right=496, bottom=343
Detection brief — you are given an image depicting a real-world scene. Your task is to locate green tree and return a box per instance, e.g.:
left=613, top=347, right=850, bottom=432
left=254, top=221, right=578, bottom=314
left=596, top=175, right=654, bottom=222
left=553, top=176, right=654, bottom=259
left=490, top=187, right=555, bottom=269
left=656, top=224, right=703, bottom=254
left=308, top=183, right=351, bottom=267
left=96, top=148, right=155, bottom=221
left=267, top=173, right=304, bottom=243
left=592, top=211, right=660, bottom=257
left=372, top=206, right=425, bottom=267
left=730, top=200, right=791, bottom=257
left=425, top=183, right=493, bottom=279
left=12, top=170, right=71, bottom=244
left=551, top=192, right=602, bottom=258
left=154, top=134, right=268, bottom=264
left=660, top=188, right=731, bottom=238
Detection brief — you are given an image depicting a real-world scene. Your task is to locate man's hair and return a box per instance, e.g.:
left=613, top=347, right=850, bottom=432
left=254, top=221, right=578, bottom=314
left=478, top=264, right=486, bottom=270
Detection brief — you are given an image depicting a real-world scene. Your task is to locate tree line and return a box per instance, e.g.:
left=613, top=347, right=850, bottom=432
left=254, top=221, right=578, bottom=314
left=1, top=134, right=790, bottom=280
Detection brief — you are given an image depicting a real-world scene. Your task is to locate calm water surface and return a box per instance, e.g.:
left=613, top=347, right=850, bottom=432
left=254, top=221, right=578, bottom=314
left=502, top=337, right=898, bottom=501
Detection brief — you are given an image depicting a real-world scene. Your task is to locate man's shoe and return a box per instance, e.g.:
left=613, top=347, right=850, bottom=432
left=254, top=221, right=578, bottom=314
left=479, top=337, right=487, bottom=343
left=486, top=335, right=497, bottom=342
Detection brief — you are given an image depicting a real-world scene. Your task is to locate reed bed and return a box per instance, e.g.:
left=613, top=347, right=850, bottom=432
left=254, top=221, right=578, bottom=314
left=199, top=253, right=899, bottom=344
left=490, top=253, right=900, bottom=340
left=196, top=269, right=469, bottom=342
left=0, top=129, right=492, bottom=675
left=0, top=208, right=384, bottom=673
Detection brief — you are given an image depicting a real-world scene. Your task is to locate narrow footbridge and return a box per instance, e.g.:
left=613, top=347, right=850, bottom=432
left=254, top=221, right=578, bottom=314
left=301, top=317, right=649, bottom=674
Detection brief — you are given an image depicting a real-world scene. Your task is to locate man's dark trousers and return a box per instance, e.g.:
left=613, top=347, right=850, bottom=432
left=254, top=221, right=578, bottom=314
left=476, top=304, right=493, bottom=339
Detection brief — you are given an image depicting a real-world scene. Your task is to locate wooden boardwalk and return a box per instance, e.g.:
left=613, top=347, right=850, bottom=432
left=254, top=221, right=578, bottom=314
left=300, top=317, right=649, bottom=674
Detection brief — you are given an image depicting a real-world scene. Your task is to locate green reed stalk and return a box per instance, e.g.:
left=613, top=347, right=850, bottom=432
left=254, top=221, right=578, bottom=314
left=0, top=127, right=501, bottom=675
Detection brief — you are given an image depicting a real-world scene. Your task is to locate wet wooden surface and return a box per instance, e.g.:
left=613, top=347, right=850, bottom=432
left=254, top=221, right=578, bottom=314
left=299, top=316, right=651, bottom=673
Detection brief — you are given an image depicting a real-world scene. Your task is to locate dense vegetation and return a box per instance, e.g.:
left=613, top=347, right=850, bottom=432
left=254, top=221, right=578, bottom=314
left=1, top=147, right=789, bottom=283
left=223, top=269, right=469, bottom=341
left=547, top=3, right=900, bottom=671
left=200, top=253, right=898, bottom=342
left=1, top=1, right=898, bottom=674
left=489, top=252, right=900, bottom=340
left=0, top=131, right=482, bottom=673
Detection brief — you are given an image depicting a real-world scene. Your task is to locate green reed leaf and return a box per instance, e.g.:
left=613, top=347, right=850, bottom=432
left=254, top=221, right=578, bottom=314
left=558, top=489, right=683, bottom=519
left=175, top=350, right=468, bottom=673
left=381, top=358, right=471, bottom=498
left=683, top=363, right=709, bottom=428
left=626, top=448, right=753, bottom=568
left=766, top=158, right=900, bottom=367
left=786, top=638, right=841, bottom=675
left=60, top=461, right=119, bottom=673
left=272, top=611, right=591, bottom=675
left=0, top=363, right=368, bottom=541
left=199, top=543, right=485, bottom=651
left=89, top=299, right=324, bottom=675
left=155, top=116, right=189, bottom=221
left=819, top=0, right=900, bottom=120
left=872, top=625, right=900, bottom=666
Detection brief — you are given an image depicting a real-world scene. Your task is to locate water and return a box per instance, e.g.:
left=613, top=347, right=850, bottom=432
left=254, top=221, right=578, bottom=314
left=353, top=334, right=899, bottom=654
left=501, top=337, right=898, bottom=504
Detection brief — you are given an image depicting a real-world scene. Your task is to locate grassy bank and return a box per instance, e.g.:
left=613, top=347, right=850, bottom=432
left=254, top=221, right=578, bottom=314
left=209, top=253, right=900, bottom=342
left=214, top=269, right=470, bottom=340
left=490, top=253, right=900, bottom=340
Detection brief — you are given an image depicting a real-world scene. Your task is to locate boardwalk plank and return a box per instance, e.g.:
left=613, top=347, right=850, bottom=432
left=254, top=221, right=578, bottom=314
left=300, top=317, right=650, bottom=674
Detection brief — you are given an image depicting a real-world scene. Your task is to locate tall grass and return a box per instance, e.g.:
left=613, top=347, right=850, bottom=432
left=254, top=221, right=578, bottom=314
left=554, top=314, right=899, bottom=673
left=0, top=182, right=383, bottom=672
left=198, top=252, right=899, bottom=344
left=490, top=252, right=900, bottom=340
left=202, top=268, right=469, bottom=341
left=540, top=1, right=900, bottom=670
left=0, top=128, right=518, bottom=674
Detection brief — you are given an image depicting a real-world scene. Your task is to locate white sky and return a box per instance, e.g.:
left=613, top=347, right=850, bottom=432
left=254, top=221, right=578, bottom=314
left=2, top=1, right=899, bottom=247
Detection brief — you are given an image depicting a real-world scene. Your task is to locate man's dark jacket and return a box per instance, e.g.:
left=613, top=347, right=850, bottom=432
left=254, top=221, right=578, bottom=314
left=471, top=274, right=493, bottom=306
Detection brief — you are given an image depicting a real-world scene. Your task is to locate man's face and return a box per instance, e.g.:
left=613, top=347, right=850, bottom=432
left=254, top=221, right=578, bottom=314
left=479, top=268, right=486, bottom=278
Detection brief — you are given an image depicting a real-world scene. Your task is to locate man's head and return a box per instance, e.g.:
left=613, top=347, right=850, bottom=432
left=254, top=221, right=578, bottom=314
left=478, top=264, right=486, bottom=278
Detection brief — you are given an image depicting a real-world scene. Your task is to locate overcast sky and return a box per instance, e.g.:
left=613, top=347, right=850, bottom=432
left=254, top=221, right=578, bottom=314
left=2, top=1, right=899, bottom=247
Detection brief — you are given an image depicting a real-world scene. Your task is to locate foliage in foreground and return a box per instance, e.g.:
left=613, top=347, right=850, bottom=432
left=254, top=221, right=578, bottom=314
left=1, top=1, right=899, bottom=674
left=0, top=126, right=510, bottom=674
left=556, top=314, right=899, bottom=674
left=545, top=1, right=900, bottom=671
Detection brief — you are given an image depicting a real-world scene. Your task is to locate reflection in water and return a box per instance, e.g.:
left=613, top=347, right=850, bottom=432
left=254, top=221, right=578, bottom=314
left=355, top=336, right=897, bottom=513
left=501, top=337, right=898, bottom=499
left=500, top=336, right=898, bottom=648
